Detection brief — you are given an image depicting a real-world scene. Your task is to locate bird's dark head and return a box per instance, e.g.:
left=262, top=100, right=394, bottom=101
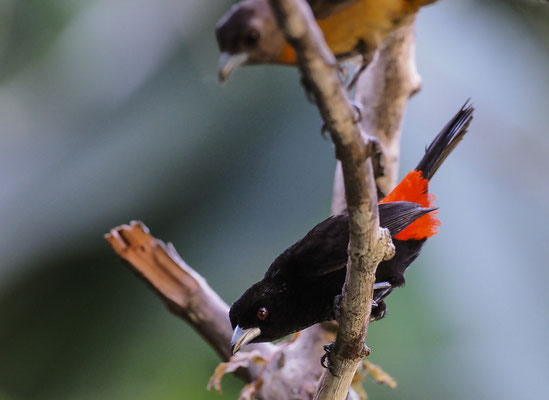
left=229, top=278, right=295, bottom=353
left=215, top=0, right=294, bottom=82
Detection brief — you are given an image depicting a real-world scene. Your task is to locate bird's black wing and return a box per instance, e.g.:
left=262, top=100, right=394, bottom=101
left=378, top=201, right=437, bottom=237
left=265, top=201, right=435, bottom=280
left=265, top=214, right=349, bottom=280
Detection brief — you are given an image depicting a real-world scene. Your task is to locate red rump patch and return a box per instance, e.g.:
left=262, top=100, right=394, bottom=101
left=379, top=170, right=440, bottom=240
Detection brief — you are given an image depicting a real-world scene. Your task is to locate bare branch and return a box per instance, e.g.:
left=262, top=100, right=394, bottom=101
left=266, top=0, right=397, bottom=398
left=105, top=221, right=275, bottom=381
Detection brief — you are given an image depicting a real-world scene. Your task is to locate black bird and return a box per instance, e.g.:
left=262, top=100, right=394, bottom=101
left=230, top=104, right=474, bottom=354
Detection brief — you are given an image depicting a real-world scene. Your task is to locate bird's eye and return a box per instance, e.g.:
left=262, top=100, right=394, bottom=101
left=245, top=29, right=260, bottom=46
left=257, top=307, right=268, bottom=320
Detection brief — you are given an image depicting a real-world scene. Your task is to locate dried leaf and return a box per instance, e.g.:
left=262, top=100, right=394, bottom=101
left=351, top=361, right=369, bottom=400
left=363, top=360, right=397, bottom=389
left=351, top=379, right=368, bottom=400
left=207, top=350, right=268, bottom=394
left=352, top=366, right=367, bottom=384
left=239, top=377, right=263, bottom=400
left=351, top=360, right=397, bottom=399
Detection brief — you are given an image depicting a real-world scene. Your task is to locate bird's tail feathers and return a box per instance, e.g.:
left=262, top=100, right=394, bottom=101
left=378, top=101, right=473, bottom=240
left=416, top=101, right=474, bottom=180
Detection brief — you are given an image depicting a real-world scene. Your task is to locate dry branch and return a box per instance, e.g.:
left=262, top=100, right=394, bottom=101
left=266, top=1, right=398, bottom=398
left=104, top=221, right=275, bottom=381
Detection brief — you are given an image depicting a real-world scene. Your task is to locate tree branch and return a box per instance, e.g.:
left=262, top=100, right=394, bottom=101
left=266, top=1, right=396, bottom=398
left=104, top=221, right=275, bottom=382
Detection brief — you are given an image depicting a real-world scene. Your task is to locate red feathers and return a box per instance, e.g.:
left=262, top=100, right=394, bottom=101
left=380, top=170, right=440, bottom=240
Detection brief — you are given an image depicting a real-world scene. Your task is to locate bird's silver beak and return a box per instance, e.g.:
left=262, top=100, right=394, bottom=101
left=218, top=52, right=248, bottom=82
left=231, top=325, right=261, bottom=354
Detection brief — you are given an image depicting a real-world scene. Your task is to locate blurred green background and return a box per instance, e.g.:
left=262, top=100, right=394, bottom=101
left=1, top=0, right=548, bottom=399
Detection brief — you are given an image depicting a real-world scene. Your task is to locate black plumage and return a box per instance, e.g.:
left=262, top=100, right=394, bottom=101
left=229, top=104, right=474, bottom=353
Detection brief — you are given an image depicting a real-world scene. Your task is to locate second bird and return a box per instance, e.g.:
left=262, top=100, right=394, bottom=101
left=216, top=0, right=437, bottom=81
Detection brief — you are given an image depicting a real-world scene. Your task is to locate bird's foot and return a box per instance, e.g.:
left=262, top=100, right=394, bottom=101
left=333, top=294, right=343, bottom=320
left=351, top=101, right=363, bottom=124
left=336, top=63, right=350, bottom=83
left=370, top=300, right=387, bottom=322
left=320, top=101, right=362, bottom=139
left=373, top=282, right=391, bottom=290
left=346, top=52, right=374, bottom=93
left=346, top=64, right=366, bottom=93
left=300, top=75, right=316, bottom=104
left=320, top=342, right=339, bottom=377
left=373, top=281, right=392, bottom=303
left=320, top=123, right=330, bottom=140
left=365, top=136, right=386, bottom=186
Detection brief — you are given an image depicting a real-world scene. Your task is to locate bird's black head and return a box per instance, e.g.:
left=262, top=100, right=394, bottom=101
left=229, top=273, right=341, bottom=354
left=229, top=279, right=293, bottom=353
left=215, top=0, right=288, bottom=81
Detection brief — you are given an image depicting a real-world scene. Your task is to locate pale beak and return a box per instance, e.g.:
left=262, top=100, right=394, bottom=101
left=231, top=325, right=261, bottom=354
left=218, top=52, right=248, bottom=82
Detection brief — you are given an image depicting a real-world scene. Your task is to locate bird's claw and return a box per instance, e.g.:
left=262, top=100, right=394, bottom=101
left=373, top=282, right=391, bottom=290
left=300, top=76, right=316, bottom=104
left=351, top=102, right=363, bottom=124
left=346, top=52, right=373, bottom=92
left=320, top=123, right=330, bottom=140
left=366, top=137, right=385, bottom=184
left=336, top=63, right=350, bottom=83
left=373, top=281, right=392, bottom=303
left=320, top=101, right=362, bottom=138
left=320, top=342, right=339, bottom=377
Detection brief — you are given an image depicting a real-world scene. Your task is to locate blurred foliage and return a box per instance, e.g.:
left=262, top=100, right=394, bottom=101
left=0, top=0, right=548, bottom=399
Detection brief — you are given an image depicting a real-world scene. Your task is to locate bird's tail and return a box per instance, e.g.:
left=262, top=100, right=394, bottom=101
left=415, top=101, right=474, bottom=181
left=379, top=101, right=474, bottom=240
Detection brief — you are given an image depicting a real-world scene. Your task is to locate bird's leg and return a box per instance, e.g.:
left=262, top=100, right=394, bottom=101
left=300, top=75, right=317, bottom=104
left=301, top=60, right=349, bottom=103
left=336, top=63, right=350, bottom=83
left=369, top=282, right=392, bottom=322
left=320, top=123, right=330, bottom=140
left=320, top=341, right=339, bottom=377
left=347, top=51, right=374, bottom=93
left=320, top=101, right=363, bottom=139
left=365, top=136, right=387, bottom=196
left=370, top=300, right=387, bottom=322
left=351, top=102, right=364, bottom=123
left=333, top=294, right=343, bottom=320
left=373, top=281, right=391, bottom=291
left=373, top=281, right=392, bottom=303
